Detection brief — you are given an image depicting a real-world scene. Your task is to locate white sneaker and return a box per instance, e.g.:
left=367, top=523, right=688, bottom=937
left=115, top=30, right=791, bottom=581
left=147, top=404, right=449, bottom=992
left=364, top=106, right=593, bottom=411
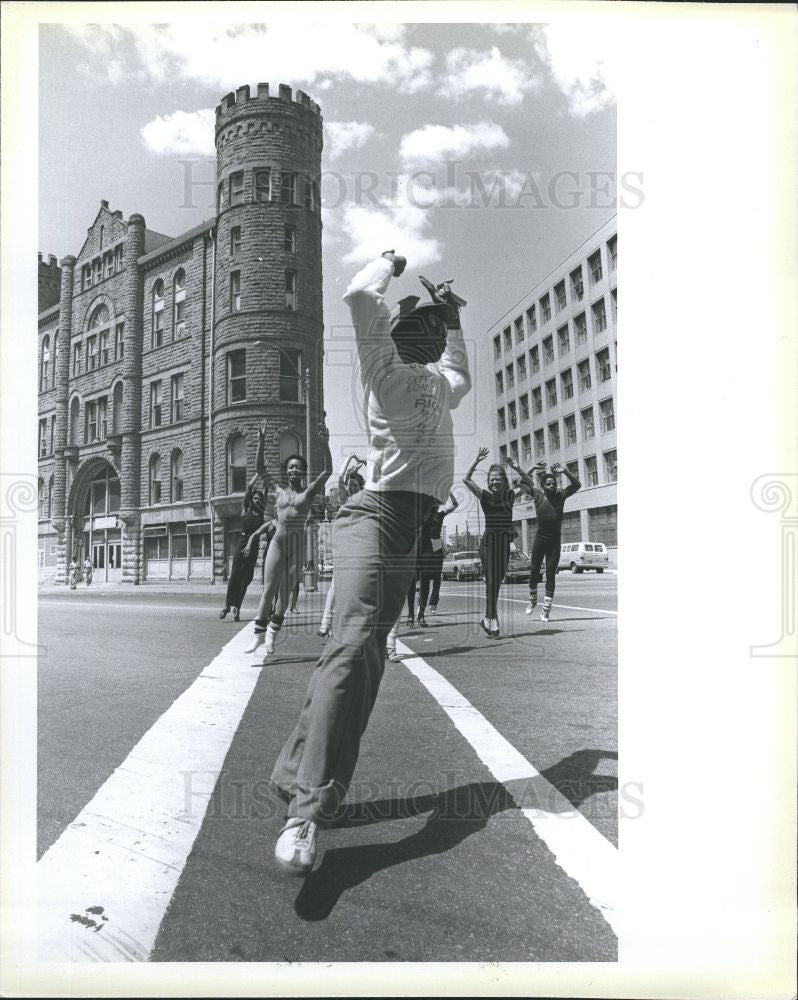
left=541, top=606, right=550, bottom=623
left=429, top=605, right=438, bottom=616
left=245, top=629, right=266, bottom=653
left=274, top=817, right=318, bottom=875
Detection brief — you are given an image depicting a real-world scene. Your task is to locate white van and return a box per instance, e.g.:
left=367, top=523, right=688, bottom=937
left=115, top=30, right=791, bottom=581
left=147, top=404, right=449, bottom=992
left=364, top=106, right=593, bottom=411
left=558, top=541, right=609, bottom=574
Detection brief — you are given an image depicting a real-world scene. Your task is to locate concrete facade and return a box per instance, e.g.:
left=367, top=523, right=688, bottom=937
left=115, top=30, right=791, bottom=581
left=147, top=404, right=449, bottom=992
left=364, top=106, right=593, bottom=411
left=38, top=84, right=324, bottom=585
left=488, top=217, right=617, bottom=564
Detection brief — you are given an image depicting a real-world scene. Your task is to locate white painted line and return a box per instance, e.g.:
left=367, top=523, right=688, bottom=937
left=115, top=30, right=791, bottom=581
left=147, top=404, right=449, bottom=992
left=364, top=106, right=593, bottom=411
left=36, top=623, right=262, bottom=961
left=39, top=600, right=320, bottom=619
left=436, top=588, right=617, bottom=616
left=397, top=640, right=620, bottom=936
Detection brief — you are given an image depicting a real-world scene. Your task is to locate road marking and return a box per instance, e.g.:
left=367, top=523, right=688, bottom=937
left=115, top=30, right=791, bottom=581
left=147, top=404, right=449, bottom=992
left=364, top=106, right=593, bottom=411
left=39, top=600, right=320, bottom=620
left=436, top=588, right=617, bottom=616
left=396, top=640, right=620, bottom=935
left=36, top=624, right=263, bottom=961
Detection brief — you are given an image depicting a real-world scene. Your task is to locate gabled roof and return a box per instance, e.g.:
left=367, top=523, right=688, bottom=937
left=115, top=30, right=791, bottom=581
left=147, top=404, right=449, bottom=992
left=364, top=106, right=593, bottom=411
left=138, top=218, right=215, bottom=266
left=144, top=228, right=173, bottom=253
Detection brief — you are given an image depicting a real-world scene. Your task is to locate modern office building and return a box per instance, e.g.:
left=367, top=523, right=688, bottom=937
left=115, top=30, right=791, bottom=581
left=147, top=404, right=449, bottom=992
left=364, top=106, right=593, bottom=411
left=37, top=83, right=325, bottom=584
left=488, top=217, right=617, bottom=562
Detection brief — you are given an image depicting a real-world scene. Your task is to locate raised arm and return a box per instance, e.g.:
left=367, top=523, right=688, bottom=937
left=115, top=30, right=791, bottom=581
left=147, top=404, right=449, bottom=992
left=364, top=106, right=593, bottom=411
left=506, top=456, right=540, bottom=497
left=305, top=424, right=334, bottom=497
left=463, top=447, right=489, bottom=499
left=552, top=462, right=581, bottom=497
left=435, top=291, right=471, bottom=409
left=255, top=420, right=272, bottom=490
left=343, top=254, right=404, bottom=395
left=336, top=453, right=357, bottom=505
left=442, top=490, right=460, bottom=516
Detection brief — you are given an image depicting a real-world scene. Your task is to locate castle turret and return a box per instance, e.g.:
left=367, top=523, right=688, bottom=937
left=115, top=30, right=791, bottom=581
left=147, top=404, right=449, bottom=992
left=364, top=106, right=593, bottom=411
left=212, top=83, right=324, bottom=502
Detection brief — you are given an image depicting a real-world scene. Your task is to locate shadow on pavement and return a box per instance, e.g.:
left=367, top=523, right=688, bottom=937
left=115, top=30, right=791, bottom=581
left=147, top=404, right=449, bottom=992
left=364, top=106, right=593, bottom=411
left=294, top=753, right=616, bottom=921
left=294, top=781, right=513, bottom=921
left=538, top=749, right=618, bottom=810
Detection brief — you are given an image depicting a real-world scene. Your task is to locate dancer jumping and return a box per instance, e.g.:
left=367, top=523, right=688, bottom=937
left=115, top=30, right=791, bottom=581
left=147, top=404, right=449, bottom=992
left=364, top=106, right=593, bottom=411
left=317, top=453, right=367, bottom=638
left=245, top=430, right=332, bottom=659
left=270, top=251, right=470, bottom=874
left=463, top=449, right=515, bottom=638
left=507, top=457, right=581, bottom=622
left=220, top=424, right=273, bottom=622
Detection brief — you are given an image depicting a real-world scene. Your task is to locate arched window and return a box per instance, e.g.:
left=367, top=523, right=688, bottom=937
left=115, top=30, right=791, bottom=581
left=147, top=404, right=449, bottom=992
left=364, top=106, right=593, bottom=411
left=69, top=396, right=80, bottom=446
left=83, top=464, right=121, bottom=516
left=89, top=304, right=110, bottom=329
left=48, top=475, right=54, bottom=519
left=38, top=478, right=45, bottom=519
left=149, top=454, right=162, bottom=504
left=112, top=381, right=124, bottom=435
left=53, top=332, right=59, bottom=388
left=228, top=434, right=247, bottom=493
left=152, top=280, right=164, bottom=348
left=279, top=432, right=303, bottom=468
left=41, top=336, right=50, bottom=391
left=172, top=450, right=184, bottom=501
left=173, top=269, right=186, bottom=338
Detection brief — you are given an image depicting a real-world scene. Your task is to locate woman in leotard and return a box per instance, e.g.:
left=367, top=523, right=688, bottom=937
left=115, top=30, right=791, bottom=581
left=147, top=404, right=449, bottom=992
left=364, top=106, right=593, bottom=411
left=245, top=424, right=332, bottom=659
left=317, top=453, right=366, bottom=637
left=463, top=447, right=515, bottom=638
left=220, top=424, right=273, bottom=622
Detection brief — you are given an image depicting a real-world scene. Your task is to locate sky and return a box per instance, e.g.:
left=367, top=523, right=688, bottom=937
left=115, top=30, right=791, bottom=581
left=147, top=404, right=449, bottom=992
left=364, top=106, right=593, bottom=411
left=39, top=19, right=616, bottom=536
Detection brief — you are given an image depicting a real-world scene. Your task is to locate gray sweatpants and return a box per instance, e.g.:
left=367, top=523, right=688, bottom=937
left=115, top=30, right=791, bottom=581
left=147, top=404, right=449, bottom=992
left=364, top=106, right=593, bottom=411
left=271, top=488, right=435, bottom=823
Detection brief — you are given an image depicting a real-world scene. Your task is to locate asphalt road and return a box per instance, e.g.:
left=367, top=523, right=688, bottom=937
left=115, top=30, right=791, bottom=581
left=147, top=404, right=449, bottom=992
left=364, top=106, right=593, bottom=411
left=37, top=573, right=618, bottom=963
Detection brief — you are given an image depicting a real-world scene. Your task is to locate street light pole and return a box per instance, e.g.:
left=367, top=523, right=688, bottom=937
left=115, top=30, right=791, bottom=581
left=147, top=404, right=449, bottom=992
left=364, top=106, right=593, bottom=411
left=303, top=367, right=317, bottom=591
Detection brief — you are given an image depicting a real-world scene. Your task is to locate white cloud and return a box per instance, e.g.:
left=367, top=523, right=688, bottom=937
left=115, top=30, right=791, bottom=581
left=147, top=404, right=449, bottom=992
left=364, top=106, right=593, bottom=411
left=140, top=109, right=216, bottom=156
left=63, top=22, right=435, bottom=95
left=439, top=46, right=538, bottom=106
left=341, top=200, right=441, bottom=269
left=325, top=121, right=377, bottom=160
left=531, top=24, right=618, bottom=117
left=399, top=122, right=510, bottom=168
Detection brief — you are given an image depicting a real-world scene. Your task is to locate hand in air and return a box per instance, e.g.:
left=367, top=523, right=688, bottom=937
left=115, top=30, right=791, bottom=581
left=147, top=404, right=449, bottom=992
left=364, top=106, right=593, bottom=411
left=476, top=446, right=490, bottom=463
left=550, top=462, right=562, bottom=474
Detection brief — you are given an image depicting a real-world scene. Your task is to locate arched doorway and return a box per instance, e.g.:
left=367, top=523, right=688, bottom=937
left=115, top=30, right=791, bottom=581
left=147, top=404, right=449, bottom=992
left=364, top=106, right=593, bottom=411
left=69, top=458, right=123, bottom=582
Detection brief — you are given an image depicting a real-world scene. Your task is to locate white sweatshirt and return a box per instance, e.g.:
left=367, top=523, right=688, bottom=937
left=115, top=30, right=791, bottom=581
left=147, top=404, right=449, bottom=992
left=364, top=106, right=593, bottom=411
left=343, top=257, right=472, bottom=501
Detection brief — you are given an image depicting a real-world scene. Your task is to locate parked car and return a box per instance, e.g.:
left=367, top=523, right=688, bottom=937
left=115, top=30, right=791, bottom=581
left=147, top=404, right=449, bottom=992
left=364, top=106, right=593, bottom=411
left=441, top=550, right=482, bottom=581
left=557, top=541, right=608, bottom=574
left=504, top=547, right=531, bottom=582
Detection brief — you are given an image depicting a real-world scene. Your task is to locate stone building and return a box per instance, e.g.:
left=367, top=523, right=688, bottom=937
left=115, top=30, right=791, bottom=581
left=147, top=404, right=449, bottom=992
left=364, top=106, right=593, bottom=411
left=37, top=83, right=324, bottom=584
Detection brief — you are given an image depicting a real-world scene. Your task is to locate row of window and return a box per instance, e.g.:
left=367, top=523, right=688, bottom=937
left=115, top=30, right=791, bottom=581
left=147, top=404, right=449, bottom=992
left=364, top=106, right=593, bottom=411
left=499, top=444, right=617, bottom=486
left=494, top=290, right=616, bottom=364
left=498, top=397, right=615, bottom=439
left=72, top=317, right=126, bottom=376
left=228, top=268, right=298, bottom=313
left=148, top=451, right=186, bottom=504
left=218, top=169, right=320, bottom=214
left=45, top=345, right=307, bottom=453
left=81, top=244, right=124, bottom=292
left=493, top=235, right=617, bottom=357
left=497, top=347, right=614, bottom=402
left=224, top=347, right=304, bottom=406
left=229, top=223, right=298, bottom=258
left=151, top=269, right=187, bottom=347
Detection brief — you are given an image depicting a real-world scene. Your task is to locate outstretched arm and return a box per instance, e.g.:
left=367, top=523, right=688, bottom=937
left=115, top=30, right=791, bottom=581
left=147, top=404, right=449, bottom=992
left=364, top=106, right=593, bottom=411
left=463, top=447, right=489, bottom=499
left=243, top=519, right=276, bottom=556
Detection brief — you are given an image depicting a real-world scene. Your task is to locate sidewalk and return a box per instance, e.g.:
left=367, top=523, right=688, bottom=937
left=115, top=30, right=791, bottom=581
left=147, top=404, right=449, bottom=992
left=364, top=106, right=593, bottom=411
left=38, top=580, right=332, bottom=597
